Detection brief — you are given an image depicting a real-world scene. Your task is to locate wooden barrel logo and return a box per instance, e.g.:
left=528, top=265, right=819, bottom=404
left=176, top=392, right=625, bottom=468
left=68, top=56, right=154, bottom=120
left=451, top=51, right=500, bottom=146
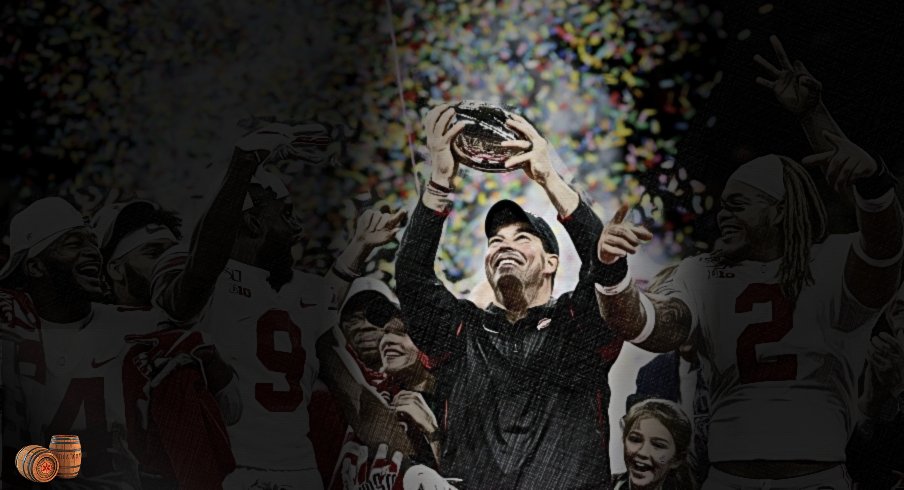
left=49, top=435, right=81, bottom=479
left=15, top=445, right=58, bottom=483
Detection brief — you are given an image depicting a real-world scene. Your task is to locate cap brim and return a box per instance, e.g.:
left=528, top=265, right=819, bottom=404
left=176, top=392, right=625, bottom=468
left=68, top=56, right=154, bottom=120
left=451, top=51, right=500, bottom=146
left=93, top=200, right=160, bottom=249
left=340, top=276, right=400, bottom=314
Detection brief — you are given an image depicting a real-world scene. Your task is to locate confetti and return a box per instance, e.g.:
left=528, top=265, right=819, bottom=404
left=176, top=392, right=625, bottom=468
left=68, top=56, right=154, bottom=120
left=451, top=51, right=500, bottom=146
left=3, top=0, right=723, bottom=292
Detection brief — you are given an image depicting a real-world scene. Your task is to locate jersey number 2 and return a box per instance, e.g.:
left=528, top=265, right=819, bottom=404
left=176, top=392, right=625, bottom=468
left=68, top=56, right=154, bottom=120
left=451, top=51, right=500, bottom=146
left=256, top=309, right=306, bottom=412
left=735, top=283, right=797, bottom=384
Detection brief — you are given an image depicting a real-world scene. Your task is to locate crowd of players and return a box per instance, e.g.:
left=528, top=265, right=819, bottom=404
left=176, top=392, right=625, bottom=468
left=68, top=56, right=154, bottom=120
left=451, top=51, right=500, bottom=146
left=2, top=36, right=904, bottom=490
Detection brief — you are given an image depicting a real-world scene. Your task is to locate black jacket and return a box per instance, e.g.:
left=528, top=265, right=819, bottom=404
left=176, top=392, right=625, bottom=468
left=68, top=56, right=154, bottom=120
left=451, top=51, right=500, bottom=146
left=396, top=198, right=625, bottom=489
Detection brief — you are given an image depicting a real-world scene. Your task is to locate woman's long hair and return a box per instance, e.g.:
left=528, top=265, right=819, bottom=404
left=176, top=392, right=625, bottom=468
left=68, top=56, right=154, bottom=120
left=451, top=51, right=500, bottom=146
left=621, top=398, right=697, bottom=490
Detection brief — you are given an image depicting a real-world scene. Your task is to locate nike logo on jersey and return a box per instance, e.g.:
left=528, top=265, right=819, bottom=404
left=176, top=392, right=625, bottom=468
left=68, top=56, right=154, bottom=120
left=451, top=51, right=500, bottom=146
left=91, top=356, right=117, bottom=368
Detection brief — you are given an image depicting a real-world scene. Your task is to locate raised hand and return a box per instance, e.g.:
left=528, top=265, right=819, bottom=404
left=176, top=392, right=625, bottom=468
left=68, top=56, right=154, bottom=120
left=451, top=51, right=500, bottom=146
left=424, top=104, right=470, bottom=188
left=235, top=122, right=320, bottom=166
left=354, top=207, right=408, bottom=249
left=801, top=131, right=879, bottom=192
left=754, top=35, right=822, bottom=116
left=597, top=204, right=654, bottom=265
left=236, top=122, right=296, bottom=153
left=502, top=114, right=554, bottom=185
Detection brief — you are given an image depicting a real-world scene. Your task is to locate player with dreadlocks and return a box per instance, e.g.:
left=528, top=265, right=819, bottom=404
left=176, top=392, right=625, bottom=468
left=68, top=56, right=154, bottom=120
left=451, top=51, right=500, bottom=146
left=594, top=36, right=903, bottom=489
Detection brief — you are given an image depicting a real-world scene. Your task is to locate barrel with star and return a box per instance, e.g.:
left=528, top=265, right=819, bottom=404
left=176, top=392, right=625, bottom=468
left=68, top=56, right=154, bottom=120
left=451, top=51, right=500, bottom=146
left=49, top=435, right=81, bottom=479
left=15, top=445, right=59, bottom=483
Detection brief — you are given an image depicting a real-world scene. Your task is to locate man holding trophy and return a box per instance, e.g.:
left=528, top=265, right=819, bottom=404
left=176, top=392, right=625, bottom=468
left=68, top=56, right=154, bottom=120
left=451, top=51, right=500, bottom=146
left=395, top=102, right=638, bottom=489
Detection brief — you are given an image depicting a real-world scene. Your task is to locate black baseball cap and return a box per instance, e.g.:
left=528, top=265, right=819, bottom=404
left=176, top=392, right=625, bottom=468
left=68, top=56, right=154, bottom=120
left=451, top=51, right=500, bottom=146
left=485, top=200, right=559, bottom=255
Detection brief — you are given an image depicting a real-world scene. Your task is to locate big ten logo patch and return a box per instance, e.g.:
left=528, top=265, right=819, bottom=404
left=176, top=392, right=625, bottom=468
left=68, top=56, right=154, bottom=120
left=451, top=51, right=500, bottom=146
left=707, top=268, right=735, bottom=279
left=230, top=284, right=252, bottom=298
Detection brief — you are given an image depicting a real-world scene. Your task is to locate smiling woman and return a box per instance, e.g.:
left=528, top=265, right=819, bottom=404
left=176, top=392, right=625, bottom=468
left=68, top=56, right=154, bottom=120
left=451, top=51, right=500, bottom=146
left=614, top=398, right=696, bottom=490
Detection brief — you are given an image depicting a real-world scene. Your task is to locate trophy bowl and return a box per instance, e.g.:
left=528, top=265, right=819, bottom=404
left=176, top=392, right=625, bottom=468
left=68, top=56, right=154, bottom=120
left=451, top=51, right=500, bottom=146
left=450, top=101, right=530, bottom=173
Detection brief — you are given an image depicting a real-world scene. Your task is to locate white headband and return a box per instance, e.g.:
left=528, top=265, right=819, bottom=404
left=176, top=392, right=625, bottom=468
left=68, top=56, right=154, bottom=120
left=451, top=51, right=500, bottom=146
left=727, top=154, right=786, bottom=201
left=110, top=225, right=178, bottom=262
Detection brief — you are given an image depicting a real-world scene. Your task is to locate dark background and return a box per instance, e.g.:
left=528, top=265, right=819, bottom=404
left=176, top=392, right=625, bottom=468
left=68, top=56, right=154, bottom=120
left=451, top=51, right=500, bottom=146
left=3, top=0, right=904, bottom=486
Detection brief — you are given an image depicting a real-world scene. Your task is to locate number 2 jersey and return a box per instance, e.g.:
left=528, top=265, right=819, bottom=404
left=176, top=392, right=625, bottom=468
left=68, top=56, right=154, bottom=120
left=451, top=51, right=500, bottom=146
left=152, top=257, right=337, bottom=474
left=657, top=233, right=884, bottom=462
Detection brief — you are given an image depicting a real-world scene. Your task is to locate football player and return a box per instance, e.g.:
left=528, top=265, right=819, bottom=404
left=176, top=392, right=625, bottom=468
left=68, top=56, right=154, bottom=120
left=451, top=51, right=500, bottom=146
left=92, top=199, right=241, bottom=489
left=150, top=123, right=415, bottom=489
left=594, top=37, right=903, bottom=489
left=0, top=197, right=160, bottom=489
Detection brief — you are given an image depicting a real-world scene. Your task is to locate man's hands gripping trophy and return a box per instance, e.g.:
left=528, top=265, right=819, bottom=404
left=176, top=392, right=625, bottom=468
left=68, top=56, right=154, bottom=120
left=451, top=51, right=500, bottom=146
left=423, top=105, right=471, bottom=190
left=235, top=122, right=325, bottom=167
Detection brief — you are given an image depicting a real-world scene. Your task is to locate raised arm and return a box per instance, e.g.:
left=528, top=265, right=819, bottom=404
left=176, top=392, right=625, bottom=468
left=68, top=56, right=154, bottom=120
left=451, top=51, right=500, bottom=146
left=501, top=114, right=580, bottom=217
left=155, top=124, right=301, bottom=321
left=395, top=105, right=473, bottom=360
left=806, top=135, right=903, bottom=311
left=594, top=205, right=692, bottom=352
left=755, top=36, right=903, bottom=311
left=754, top=35, right=846, bottom=151
left=325, top=206, right=407, bottom=308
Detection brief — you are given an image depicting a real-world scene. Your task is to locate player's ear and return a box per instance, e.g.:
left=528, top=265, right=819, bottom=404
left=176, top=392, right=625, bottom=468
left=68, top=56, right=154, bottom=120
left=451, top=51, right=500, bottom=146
left=24, top=257, right=46, bottom=279
left=106, top=260, right=124, bottom=282
left=771, top=200, right=785, bottom=225
left=242, top=212, right=264, bottom=238
left=544, top=253, right=559, bottom=275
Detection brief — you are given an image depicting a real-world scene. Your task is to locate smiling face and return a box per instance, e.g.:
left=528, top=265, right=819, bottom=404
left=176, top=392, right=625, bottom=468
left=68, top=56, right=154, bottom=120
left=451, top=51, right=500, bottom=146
left=379, top=317, right=420, bottom=375
left=340, top=308, right=384, bottom=371
left=242, top=187, right=306, bottom=277
left=717, top=179, right=783, bottom=262
left=27, top=227, right=104, bottom=298
left=484, top=222, right=557, bottom=296
left=624, top=416, right=681, bottom=489
left=109, top=236, right=177, bottom=305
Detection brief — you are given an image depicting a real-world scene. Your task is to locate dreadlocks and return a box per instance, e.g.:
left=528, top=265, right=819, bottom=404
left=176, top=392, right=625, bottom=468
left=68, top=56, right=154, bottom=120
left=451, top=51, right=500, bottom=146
left=777, top=155, right=827, bottom=301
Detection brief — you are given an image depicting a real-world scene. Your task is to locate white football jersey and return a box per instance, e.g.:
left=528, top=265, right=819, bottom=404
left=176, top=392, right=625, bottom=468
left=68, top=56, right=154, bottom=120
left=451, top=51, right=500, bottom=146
left=155, top=257, right=336, bottom=474
left=4, top=300, right=162, bottom=485
left=658, top=233, right=882, bottom=462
